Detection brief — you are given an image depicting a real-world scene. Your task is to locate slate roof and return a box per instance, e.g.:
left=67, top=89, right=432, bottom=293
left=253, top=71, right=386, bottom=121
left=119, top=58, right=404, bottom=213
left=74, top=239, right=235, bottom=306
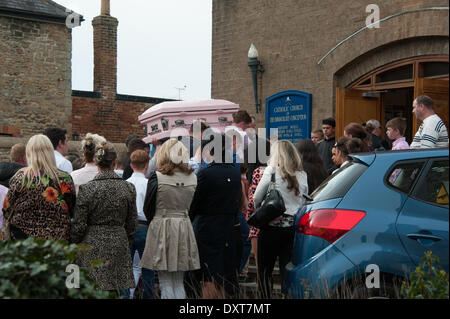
left=0, top=0, right=82, bottom=24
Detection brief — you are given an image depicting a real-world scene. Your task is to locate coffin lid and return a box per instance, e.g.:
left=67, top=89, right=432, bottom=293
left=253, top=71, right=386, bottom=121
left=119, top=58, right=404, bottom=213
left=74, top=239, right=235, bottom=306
left=138, top=99, right=239, bottom=122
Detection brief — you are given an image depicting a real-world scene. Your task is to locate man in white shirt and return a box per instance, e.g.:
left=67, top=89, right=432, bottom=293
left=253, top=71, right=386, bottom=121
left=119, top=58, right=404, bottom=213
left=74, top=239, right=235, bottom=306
left=126, top=149, right=155, bottom=299
left=225, top=110, right=252, bottom=160
left=410, top=95, right=449, bottom=149
left=44, top=127, right=73, bottom=173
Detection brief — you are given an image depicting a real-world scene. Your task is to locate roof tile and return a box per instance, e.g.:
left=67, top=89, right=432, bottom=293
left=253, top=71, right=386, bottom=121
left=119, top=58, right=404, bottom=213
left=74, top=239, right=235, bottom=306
left=0, top=0, right=80, bottom=21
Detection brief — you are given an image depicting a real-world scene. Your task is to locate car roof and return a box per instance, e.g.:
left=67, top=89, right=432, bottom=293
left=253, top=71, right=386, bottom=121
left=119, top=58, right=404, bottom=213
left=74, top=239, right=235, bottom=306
left=351, top=147, right=449, bottom=164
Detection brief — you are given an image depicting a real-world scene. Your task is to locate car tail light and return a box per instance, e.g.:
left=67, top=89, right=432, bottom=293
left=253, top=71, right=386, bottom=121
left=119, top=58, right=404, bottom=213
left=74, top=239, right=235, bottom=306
left=297, top=209, right=366, bottom=243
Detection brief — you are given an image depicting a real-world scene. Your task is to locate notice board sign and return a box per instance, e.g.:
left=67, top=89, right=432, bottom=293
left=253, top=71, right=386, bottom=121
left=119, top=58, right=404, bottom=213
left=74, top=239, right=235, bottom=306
left=265, top=90, right=312, bottom=144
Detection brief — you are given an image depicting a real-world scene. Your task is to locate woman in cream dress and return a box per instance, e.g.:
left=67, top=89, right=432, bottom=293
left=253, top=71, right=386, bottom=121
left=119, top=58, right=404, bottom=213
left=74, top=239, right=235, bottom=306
left=140, top=139, right=200, bottom=299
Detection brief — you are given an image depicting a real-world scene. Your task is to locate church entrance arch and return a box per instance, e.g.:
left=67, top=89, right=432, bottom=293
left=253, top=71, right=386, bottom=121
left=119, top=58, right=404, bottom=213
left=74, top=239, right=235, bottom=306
left=336, top=56, right=449, bottom=143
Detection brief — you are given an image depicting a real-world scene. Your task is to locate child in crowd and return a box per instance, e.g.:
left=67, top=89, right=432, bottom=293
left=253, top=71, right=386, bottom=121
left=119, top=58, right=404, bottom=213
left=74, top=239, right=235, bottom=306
left=386, top=117, right=409, bottom=150
left=311, top=129, right=324, bottom=145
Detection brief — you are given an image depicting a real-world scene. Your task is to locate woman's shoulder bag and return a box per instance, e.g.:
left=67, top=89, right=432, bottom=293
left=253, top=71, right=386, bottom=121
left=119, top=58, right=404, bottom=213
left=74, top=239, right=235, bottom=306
left=247, top=172, right=286, bottom=228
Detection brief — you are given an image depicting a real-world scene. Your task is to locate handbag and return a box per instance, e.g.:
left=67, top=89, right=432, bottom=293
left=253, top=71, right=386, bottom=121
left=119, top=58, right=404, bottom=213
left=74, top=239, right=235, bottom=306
left=247, top=172, right=286, bottom=228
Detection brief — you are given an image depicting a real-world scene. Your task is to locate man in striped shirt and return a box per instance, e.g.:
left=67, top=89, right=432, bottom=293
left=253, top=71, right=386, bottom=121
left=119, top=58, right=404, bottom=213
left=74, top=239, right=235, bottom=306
left=410, top=95, right=449, bottom=149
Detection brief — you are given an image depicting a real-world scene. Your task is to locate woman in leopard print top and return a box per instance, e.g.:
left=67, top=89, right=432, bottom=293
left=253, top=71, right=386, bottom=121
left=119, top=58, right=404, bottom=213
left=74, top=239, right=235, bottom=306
left=70, top=142, right=137, bottom=294
left=2, top=134, right=76, bottom=241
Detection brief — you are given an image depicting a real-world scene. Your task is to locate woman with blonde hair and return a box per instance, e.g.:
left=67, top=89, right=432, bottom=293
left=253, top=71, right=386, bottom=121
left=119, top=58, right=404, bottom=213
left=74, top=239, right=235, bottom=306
left=140, top=138, right=200, bottom=299
left=253, top=140, right=308, bottom=298
left=70, top=133, right=106, bottom=195
left=71, top=141, right=137, bottom=297
left=3, top=134, right=76, bottom=241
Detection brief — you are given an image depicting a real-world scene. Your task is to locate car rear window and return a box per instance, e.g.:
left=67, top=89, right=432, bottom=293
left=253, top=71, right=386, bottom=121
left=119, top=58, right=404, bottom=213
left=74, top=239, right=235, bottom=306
left=385, top=161, right=425, bottom=194
left=413, top=159, right=449, bottom=207
left=310, top=161, right=368, bottom=202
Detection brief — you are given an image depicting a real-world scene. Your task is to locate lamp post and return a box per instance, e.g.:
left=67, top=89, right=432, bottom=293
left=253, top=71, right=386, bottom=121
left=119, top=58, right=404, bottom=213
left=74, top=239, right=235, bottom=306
left=72, top=131, right=79, bottom=141
left=248, top=43, right=264, bottom=113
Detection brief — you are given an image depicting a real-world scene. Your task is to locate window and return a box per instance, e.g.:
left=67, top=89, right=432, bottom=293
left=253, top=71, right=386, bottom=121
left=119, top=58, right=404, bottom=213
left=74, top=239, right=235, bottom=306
left=421, top=62, right=449, bottom=78
left=375, top=64, right=413, bottom=83
left=349, top=57, right=449, bottom=90
left=359, top=78, right=371, bottom=86
left=386, top=161, right=425, bottom=194
left=414, top=160, right=449, bottom=207
left=311, top=162, right=368, bottom=202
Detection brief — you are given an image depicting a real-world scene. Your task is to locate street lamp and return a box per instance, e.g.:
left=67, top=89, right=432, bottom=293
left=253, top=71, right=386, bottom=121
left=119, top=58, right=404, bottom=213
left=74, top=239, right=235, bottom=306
left=72, top=131, right=79, bottom=141
left=248, top=43, right=264, bottom=113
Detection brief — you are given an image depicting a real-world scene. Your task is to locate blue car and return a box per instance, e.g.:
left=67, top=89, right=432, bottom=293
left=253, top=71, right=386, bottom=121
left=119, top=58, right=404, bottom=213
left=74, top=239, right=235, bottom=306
left=285, top=148, right=449, bottom=298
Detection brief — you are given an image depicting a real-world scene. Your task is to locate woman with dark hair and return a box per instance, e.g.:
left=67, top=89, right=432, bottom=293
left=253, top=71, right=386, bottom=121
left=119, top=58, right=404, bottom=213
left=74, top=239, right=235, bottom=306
left=243, top=137, right=271, bottom=278
left=345, top=137, right=367, bottom=154
left=71, top=142, right=137, bottom=297
left=189, top=133, right=242, bottom=298
left=295, top=139, right=329, bottom=194
left=344, top=122, right=371, bottom=152
left=331, top=136, right=351, bottom=174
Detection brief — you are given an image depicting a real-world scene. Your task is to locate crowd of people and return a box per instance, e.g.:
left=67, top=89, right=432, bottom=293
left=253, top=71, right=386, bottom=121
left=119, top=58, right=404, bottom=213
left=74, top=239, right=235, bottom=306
left=0, top=94, right=448, bottom=299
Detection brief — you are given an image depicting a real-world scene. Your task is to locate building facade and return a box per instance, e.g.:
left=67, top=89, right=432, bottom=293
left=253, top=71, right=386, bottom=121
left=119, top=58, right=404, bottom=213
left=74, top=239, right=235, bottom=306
left=211, top=0, right=449, bottom=141
left=71, top=3, right=172, bottom=143
left=0, top=0, right=72, bottom=138
left=0, top=0, right=172, bottom=161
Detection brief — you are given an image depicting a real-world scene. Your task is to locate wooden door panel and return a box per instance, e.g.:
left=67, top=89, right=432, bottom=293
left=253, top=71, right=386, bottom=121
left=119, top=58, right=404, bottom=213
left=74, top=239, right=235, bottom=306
left=336, top=88, right=381, bottom=139
left=414, top=78, right=449, bottom=139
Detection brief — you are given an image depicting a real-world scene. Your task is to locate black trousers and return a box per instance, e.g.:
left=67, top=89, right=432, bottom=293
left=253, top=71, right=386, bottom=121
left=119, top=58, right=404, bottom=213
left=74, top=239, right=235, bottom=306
left=257, top=225, right=294, bottom=299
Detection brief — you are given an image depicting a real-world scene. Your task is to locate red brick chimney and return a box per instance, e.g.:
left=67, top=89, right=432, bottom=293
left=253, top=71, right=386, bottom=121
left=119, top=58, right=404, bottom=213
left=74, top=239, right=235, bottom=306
left=92, top=0, right=118, bottom=99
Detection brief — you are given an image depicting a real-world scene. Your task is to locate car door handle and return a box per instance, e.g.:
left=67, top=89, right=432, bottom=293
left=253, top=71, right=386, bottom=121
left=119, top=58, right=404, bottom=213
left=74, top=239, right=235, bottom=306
left=407, top=233, right=442, bottom=242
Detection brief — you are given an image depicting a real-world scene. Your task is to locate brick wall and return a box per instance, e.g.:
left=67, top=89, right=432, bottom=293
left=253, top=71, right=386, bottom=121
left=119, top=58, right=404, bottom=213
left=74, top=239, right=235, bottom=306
left=0, top=15, right=72, bottom=137
left=72, top=93, right=156, bottom=143
left=211, top=0, right=449, bottom=132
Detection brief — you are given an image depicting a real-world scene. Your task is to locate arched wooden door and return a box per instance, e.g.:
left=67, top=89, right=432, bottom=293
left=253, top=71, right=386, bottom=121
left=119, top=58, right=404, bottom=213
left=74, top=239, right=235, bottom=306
left=335, top=88, right=381, bottom=139
left=337, top=56, right=449, bottom=141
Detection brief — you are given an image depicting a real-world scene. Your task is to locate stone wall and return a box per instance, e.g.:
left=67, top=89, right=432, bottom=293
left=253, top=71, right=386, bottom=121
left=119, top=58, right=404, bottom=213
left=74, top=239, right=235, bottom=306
left=211, top=0, right=449, bottom=131
left=0, top=15, right=72, bottom=137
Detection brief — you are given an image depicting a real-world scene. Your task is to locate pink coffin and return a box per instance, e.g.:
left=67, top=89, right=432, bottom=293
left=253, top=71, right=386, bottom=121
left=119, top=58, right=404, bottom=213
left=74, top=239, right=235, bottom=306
left=138, top=99, right=240, bottom=143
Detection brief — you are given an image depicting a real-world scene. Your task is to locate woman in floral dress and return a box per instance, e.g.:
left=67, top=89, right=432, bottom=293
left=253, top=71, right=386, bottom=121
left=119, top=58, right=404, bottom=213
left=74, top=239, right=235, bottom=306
left=2, top=134, right=76, bottom=241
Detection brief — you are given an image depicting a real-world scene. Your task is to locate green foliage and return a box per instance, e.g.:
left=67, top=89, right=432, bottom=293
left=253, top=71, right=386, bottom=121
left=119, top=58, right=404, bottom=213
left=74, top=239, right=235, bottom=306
left=401, top=251, right=449, bottom=299
left=0, top=238, right=116, bottom=299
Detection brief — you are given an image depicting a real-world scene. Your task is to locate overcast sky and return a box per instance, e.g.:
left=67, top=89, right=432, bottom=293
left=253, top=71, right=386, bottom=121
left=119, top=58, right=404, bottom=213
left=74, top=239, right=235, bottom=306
left=53, top=0, right=212, bottom=101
